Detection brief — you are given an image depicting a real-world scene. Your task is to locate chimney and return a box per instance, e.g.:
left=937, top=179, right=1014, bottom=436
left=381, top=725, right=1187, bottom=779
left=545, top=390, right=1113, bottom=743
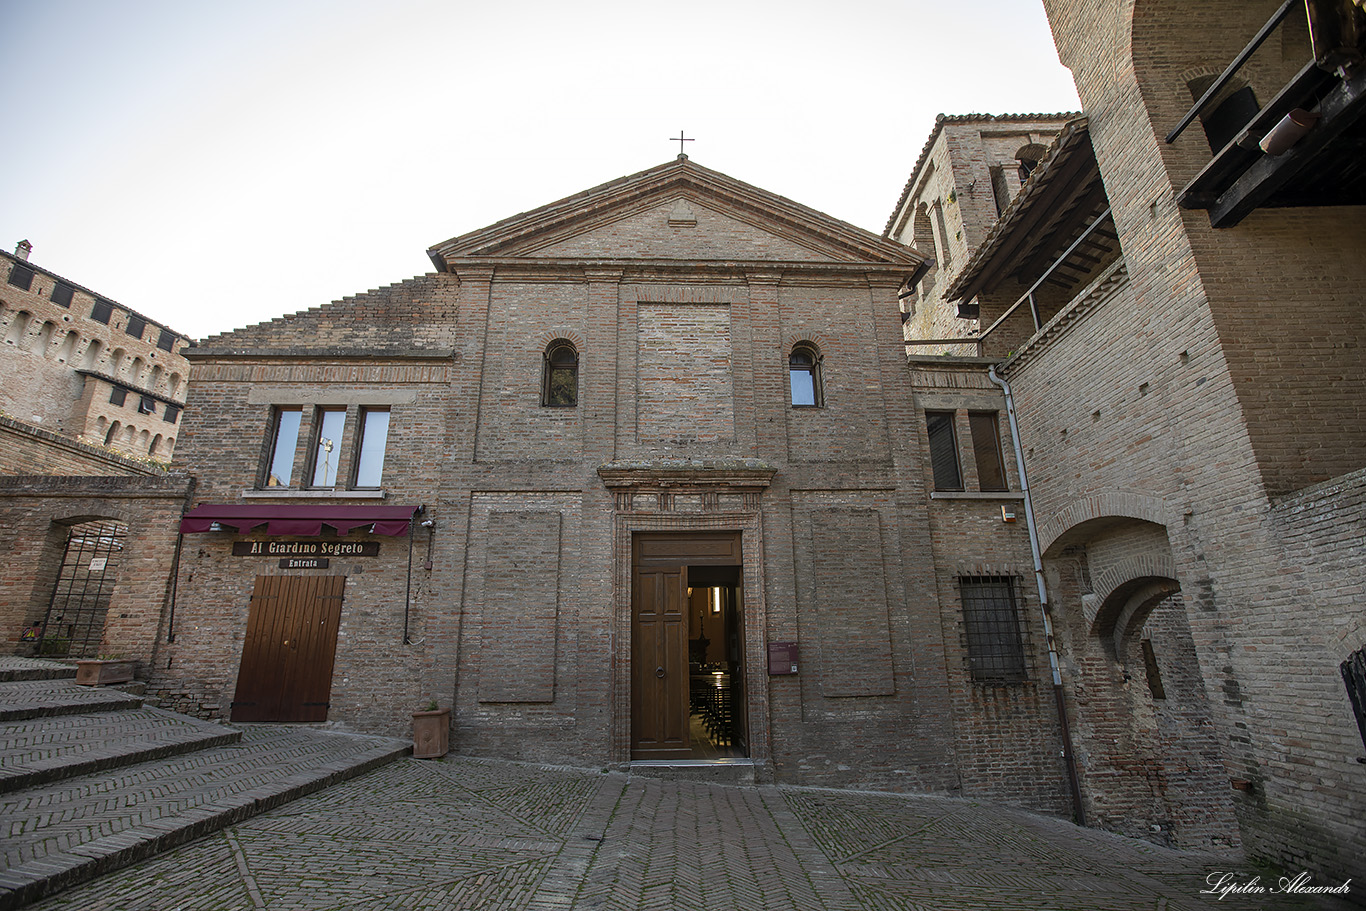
left=15, top=239, right=32, bottom=261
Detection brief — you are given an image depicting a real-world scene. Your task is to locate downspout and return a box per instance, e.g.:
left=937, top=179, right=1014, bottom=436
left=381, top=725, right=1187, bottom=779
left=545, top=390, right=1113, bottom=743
left=988, top=364, right=1086, bottom=825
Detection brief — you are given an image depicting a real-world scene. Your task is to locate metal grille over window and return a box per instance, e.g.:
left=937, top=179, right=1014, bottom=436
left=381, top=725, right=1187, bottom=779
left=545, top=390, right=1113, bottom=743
left=34, top=520, right=128, bottom=659
left=960, top=576, right=1027, bottom=682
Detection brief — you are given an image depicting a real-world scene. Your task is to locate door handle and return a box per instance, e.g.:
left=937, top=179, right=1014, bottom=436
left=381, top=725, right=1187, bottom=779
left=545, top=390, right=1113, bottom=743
left=655, top=666, right=666, bottom=679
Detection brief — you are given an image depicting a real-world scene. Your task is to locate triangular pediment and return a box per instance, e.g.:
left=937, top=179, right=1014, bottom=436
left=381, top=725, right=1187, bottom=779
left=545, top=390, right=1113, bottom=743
left=428, top=159, right=924, bottom=270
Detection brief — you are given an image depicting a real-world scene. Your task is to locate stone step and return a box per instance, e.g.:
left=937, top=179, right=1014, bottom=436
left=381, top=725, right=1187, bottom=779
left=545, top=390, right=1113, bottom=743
left=0, top=706, right=243, bottom=794
left=0, top=725, right=410, bottom=910
left=0, top=658, right=76, bottom=683
left=0, top=679, right=142, bottom=722
left=629, top=758, right=758, bottom=786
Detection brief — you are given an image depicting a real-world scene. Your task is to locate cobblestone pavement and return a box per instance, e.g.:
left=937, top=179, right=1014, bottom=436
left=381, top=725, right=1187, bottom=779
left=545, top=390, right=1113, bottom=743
left=22, top=756, right=1358, bottom=911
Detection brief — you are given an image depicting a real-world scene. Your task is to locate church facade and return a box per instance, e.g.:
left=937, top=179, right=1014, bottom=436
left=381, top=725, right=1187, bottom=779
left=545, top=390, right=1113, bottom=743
left=155, top=158, right=1070, bottom=806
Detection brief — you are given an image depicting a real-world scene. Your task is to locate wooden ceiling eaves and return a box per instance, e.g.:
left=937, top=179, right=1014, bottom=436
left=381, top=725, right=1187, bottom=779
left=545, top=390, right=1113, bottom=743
left=950, top=141, right=1102, bottom=302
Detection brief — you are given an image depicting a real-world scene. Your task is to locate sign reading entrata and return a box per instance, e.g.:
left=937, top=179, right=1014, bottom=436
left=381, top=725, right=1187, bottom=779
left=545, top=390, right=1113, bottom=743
left=279, top=557, right=330, bottom=569
left=233, top=541, right=380, bottom=557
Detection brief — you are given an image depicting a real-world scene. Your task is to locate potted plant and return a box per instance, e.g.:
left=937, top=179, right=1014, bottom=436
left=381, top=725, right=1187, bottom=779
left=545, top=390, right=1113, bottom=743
left=411, top=699, right=450, bottom=759
left=74, top=656, right=138, bottom=686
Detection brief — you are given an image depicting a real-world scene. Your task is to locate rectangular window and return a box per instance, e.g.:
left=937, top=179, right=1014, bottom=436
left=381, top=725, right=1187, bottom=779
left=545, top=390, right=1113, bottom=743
left=960, top=576, right=1027, bottom=683
left=7, top=262, right=35, bottom=290
left=51, top=281, right=75, bottom=308
left=139, top=395, right=156, bottom=415
left=109, top=386, right=128, bottom=407
left=90, top=299, right=113, bottom=324
left=265, top=407, right=303, bottom=487
left=926, top=411, right=963, bottom=490
left=163, top=404, right=181, bottom=424
left=156, top=328, right=176, bottom=352
left=353, top=408, right=390, bottom=488
left=125, top=314, right=147, bottom=339
left=969, top=411, right=1008, bottom=491
left=310, top=408, right=347, bottom=488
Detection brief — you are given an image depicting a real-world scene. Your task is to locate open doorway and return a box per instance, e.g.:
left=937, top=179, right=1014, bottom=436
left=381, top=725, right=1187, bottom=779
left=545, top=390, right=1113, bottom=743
left=685, top=565, right=745, bottom=758
left=631, top=532, right=747, bottom=761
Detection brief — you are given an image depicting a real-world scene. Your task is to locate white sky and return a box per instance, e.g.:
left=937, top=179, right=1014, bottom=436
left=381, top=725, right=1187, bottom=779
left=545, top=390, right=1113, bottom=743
left=1, top=0, right=1079, bottom=340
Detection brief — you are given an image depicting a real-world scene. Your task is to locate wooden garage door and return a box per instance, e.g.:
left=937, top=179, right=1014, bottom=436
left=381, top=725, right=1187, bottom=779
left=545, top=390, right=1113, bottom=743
left=231, top=575, right=344, bottom=723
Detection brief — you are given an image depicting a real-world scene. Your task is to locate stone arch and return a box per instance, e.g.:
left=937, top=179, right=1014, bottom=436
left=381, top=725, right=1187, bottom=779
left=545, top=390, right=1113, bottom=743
left=149, top=434, right=164, bottom=457
left=104, top=421, right=122, bottom=447
left=149, top=365, right=164, bottom=392
left=108, top=347, right=126, bottom=375
left=1093, top=572, right=1182, bottom=658
left=1039, top=490, right=1169, bottom=556
left=127, top=355, right=145, bottom=382
left=168, top=372, right=183, bottom=397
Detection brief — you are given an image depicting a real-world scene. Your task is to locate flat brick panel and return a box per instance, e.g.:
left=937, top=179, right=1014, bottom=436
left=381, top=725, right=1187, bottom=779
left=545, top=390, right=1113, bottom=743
left=478, top=510, right=561, bottom=703
left=808, top=508, right=895, bottom=698
left=636, top=304, right=735, bottom=445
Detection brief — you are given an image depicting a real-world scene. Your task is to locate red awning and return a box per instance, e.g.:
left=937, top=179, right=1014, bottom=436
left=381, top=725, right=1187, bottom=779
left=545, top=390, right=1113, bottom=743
left=179, top=504, right=418, bottom=537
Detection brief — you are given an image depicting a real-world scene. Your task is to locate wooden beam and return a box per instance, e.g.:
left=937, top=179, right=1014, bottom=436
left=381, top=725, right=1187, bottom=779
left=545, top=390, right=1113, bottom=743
left=1210, top=63, right=1366, bottom=227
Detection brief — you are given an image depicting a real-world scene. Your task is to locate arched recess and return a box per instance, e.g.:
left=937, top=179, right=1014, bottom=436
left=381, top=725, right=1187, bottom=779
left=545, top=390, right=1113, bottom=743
left=1092, top=573, right=1182, bottom=657
left=1042, top=510, right=1237, bottom=847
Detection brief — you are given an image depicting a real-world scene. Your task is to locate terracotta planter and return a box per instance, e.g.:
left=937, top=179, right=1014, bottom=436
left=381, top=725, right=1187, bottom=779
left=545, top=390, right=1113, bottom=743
left=412, top=708, right=450, bottom=759
left=74, top=659, right=137, bottom=686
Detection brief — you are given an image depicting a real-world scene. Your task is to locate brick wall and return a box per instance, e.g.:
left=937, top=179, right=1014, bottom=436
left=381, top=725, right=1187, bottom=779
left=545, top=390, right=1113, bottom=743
left=0, top=475, right=191, bottom=661
left=1037, top=0, right=1365, bottom=877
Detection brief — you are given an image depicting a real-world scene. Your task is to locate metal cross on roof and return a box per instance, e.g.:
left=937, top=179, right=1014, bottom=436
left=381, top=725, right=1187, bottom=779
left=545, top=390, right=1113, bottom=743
left=671, top=131, right=694, bottom=159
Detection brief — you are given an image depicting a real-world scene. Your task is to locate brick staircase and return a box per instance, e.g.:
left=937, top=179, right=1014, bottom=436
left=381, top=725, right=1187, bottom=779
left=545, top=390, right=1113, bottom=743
left=0, top=657, right=409, bottom=909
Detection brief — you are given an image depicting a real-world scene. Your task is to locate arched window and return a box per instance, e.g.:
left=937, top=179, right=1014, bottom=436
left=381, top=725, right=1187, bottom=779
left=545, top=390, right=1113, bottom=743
left=1015, top=143, right=1048, bottom=182
left=541, top=340, right=578, bottom=407
left=789, top=343, right=823, bottom=408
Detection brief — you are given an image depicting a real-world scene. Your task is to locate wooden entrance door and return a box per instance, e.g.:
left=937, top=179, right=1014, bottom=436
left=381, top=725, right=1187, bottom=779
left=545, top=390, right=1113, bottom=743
left=232, top=575, right=344, bottom=722
left=631, top=533, right=742, bottom=760
left=631, top=565, right=690, bottom=759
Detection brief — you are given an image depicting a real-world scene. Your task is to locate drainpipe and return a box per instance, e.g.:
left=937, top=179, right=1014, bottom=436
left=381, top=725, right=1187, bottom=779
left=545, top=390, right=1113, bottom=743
left=988, top=364, right=1086, bottom=825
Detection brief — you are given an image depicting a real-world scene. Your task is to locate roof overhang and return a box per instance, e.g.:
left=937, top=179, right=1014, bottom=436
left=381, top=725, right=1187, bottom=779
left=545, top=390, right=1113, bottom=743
left=945, top=119, right=1118, bottom=304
